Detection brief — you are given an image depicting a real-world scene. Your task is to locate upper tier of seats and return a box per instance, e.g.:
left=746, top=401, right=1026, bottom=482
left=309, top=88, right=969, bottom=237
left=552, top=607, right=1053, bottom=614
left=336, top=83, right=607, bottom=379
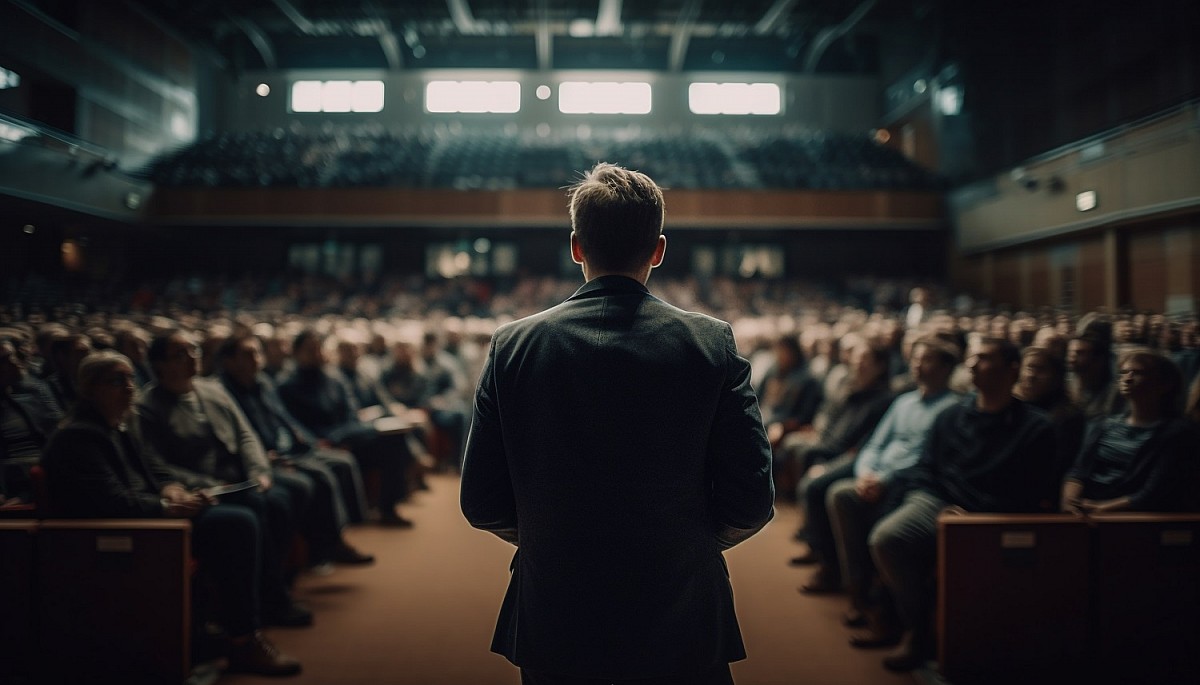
left=139, top=125, right=942, bottom=192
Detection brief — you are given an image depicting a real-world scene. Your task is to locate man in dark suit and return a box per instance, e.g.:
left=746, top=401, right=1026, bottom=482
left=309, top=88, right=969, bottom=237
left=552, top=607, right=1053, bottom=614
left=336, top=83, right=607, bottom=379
left=460, top=163, right=775, bottom=685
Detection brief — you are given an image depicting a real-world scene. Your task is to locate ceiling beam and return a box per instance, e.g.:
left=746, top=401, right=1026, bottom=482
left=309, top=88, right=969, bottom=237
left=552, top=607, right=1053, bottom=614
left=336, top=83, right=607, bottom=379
left=753, top=0, right=799, bottom=35
left=595, top=0, right=622, bottom=36
left=535, top=0, right=552, bottom=71
left=269, top=0, right=315, bottom=34
left=803, top=0, right=876, bottom=73
left=446, top=0, right=483, bottom=35
left=364, top=1, right=404, bottom=69
left=667, top=0, right=704, bottom=72
left=228, top=13, right=277, bottom=69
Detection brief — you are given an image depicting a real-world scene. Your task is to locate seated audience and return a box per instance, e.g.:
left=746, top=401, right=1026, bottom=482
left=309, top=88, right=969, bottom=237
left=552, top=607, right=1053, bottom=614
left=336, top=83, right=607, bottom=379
left=757, top=334, right=824, bottom=490
left=218, top=333, right=375, bottom=567
left=416, top=331, right=469, bottom=469
left=824, top=338, right=960, bottom=636
left=868, top=338, right=1058, bottom=672
left=1, top=337, right=63, bottom=504
left=1062, top=348, right=1200, bottom=513
left=40, top=350, right=301, bottom=676
left=43, top=332, right=93, bottom=412
left=1068, top=332, right=1124, bottom=420
left=139, top=332, right=315, bottom=627
left=278, top=329, right=415, bottom=526
left=1014, top=345, right=1086, bottom=483
left=789, top=343, right=894, bottom=580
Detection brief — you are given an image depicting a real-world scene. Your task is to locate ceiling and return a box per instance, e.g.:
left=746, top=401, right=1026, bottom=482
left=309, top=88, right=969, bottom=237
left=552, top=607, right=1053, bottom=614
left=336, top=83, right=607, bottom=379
left=122, top=0, right=934, bottom=73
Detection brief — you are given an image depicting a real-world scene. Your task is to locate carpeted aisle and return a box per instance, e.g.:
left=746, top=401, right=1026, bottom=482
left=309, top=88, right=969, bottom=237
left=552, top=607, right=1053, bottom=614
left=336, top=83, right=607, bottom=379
left=221, top=474, right=914, bottom=685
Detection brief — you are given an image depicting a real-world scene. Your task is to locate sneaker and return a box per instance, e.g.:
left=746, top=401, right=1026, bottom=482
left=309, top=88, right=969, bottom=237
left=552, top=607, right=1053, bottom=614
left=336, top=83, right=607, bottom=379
left=227, top=631, right=302, bottom=676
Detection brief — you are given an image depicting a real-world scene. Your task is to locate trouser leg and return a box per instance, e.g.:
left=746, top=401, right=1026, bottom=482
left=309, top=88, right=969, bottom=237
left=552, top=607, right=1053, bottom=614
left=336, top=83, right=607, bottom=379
left=290, top=459, right=345, bottom=561
left=868, top=490, right=944, bottom=653
left=803, top=459, right=856, bottom=575
left=192, top=504, right=261, bottom=636
left=828, top=478, right=884, bottom=608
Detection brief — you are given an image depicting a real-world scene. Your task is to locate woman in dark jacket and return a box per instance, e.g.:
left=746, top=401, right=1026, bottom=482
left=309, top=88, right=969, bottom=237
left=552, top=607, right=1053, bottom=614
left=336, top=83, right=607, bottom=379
left=1062, top=347, right=1200, bottom=513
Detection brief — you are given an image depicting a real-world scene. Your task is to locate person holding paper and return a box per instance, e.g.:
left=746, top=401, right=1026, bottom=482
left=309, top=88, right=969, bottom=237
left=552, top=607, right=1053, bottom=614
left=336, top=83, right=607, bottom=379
left=139, top=331, right=314, bottom=627
left=41, top=350, right=302, bottom=676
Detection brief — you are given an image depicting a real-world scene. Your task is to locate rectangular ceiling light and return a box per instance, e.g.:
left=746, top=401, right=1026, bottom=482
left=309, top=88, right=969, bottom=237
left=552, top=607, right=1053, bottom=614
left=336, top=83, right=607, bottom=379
left=426, top=81, right=521, bottom=113
left=559, top=82, right=652, bottom=114
left=689, top=83, right=781, bottom=115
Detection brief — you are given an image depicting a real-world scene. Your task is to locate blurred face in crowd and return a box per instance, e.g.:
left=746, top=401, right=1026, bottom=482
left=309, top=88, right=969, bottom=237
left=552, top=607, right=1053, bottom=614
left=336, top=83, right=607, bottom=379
left=336, top=340, right=361, bottom=370
left=967, top=342, right=1017, bottom=395
left=264, top=336, right=290, bottom=369
left=849, top=345, right=885, bottom=390
left=910, top=343, right=951, bottom=391
left=1066, top=338, right=1098, bottom=375
left=293, top=335, right=327, bottom=369
left=55, top=336, right=93, bottom=381
left=156, top=335, right=199, bottom=387
left=390, top=341, right=415, bottom=370
left=83, top=360, right=137, bottom=426
left=224, top=337, right=264, bottom=387
left=773, top=340, right=799, bottom=372
left=0, top=341, right=23, bottom=389
left=117, top=329, right=149, bottom=362
left=1117, top=354, right=1165, bottom=404
left=1015, top=350, right=1062, bottom=403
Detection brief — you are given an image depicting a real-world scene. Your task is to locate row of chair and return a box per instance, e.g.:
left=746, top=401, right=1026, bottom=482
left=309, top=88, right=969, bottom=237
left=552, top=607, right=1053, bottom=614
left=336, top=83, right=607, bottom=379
left=937, top=512, right=1200, bottom=684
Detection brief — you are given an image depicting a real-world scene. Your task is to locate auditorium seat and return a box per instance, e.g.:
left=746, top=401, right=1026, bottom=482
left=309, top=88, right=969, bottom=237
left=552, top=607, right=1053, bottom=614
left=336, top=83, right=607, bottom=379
left=0, top=521, right=37, bottom=683
left=936, top=512, right=1091, bottom=683
left=35, top=520, right=193, bottom=684
left=1090, top=513, right=1200, bottom=685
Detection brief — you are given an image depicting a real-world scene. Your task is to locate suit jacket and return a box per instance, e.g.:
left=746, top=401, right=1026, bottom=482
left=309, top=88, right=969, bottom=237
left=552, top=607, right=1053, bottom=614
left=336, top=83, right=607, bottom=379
left=460, top=275, right=775, bottom=679
left=137, top=378, right=270, bottom=489
left=220, top=372, right=319, bottom=454
left=40, top=407, right=176, bottom=518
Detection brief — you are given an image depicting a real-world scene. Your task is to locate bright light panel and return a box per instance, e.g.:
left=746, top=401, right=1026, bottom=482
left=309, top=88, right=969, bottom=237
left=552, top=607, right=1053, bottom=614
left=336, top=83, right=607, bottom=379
left=353, top=81, right=385, bottom=112
left=426, top=81, right=521, bottom=113
left=688, top=83, right=780, bottom=115
left=290, top=80, right=385, bottom=113
left=291, top=81, right=322, bottom=112
left=559, top=82, right=651, bottom=114
left=322, top=81, right=354, bottom=112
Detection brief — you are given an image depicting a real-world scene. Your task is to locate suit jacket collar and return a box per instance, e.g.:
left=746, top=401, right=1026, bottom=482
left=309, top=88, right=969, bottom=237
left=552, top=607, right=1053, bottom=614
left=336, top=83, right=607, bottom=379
left=566, top=275, right=650, bottom=302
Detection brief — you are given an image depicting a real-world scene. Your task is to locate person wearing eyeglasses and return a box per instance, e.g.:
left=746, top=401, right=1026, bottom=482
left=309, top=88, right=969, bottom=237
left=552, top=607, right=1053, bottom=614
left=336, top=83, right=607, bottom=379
left=41, top=350, right=302, bottom=676
left=139, top=331, right=315, bottom=628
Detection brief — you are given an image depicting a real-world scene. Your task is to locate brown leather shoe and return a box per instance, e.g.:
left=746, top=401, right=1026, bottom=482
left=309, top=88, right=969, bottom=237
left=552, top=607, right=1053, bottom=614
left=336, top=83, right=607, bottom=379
left=227, top=631, right=302, bottom=677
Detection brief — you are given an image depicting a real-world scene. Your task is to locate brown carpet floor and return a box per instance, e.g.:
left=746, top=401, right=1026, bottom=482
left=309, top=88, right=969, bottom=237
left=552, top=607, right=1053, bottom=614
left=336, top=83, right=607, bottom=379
left=221, top=474, right=915, bottom=685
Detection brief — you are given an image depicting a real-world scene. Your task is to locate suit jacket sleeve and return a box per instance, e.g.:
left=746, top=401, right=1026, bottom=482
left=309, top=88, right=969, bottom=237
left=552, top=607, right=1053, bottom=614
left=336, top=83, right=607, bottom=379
left=708, top=325, right=776, bottom=549
left=214, top=385, right=271, bottom=481
left=459, top=337, right=519, bottom=544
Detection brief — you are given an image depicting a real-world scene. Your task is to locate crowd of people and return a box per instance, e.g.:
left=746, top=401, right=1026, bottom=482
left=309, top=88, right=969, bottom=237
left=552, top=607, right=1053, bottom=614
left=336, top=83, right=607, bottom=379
left=764, top=293, right=1200, bottom=673
left=3, top=275, right=1200, bottom=677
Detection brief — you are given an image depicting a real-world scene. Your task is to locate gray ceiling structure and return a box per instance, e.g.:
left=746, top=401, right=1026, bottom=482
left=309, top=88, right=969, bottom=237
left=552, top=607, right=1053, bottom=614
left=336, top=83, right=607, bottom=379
left=125, top=0, right=930, bottom=74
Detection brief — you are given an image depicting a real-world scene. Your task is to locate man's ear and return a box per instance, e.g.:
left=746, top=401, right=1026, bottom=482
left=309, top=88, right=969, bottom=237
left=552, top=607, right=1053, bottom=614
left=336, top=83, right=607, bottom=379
left=570, top=231, right=585, bottom=265
left=649, top=234, right=667, bottom=269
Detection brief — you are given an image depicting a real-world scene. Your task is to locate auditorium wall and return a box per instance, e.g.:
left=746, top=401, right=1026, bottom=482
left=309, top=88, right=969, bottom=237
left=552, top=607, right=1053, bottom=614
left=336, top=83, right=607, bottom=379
left=949, top=100, right=1200, bottom=316
left=0, top=1, right=207, bottom=164
left=953, top=218, right=1200, bottom=317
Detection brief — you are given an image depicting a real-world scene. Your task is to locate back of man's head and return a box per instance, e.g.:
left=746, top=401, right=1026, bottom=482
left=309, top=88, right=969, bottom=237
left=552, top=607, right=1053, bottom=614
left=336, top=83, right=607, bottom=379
left=568, top=162, right=665, bottom=274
